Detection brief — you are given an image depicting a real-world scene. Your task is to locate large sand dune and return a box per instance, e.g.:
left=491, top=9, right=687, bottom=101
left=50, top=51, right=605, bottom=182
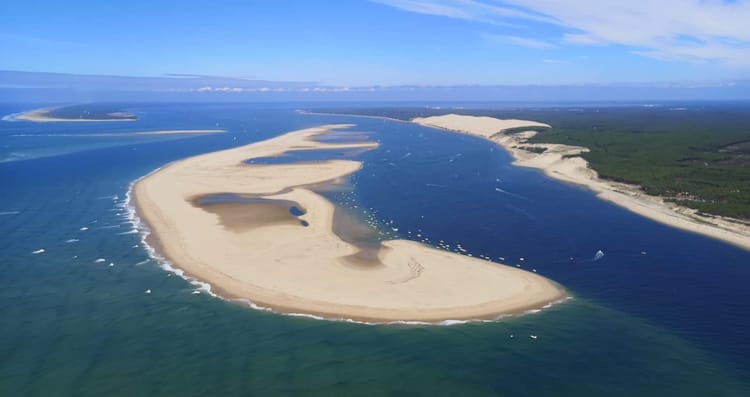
left=414, top=114, right=750, bottom=252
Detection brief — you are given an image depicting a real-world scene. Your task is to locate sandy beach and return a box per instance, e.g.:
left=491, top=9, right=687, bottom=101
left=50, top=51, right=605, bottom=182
left=414, top=114, right=750, bottom=252
left=134, top=124, right=565, bottom=322
left=14, top=107, right=136, bottom=122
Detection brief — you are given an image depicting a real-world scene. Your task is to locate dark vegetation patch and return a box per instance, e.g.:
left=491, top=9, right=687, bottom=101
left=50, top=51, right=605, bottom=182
left=502, top=126, right=551, bottom=135
left=517, top=145, right=547, bottom=154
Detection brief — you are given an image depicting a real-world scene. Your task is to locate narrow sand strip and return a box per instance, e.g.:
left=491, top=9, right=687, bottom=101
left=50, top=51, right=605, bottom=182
left=134, top=124, right=565, bottom=322
left=14, top=107, right=136, bottom=122
left=414, top=114, right=750, bottom=252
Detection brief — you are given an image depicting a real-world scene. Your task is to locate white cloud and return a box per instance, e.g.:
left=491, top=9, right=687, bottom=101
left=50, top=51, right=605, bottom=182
left=196, top=86, right=248, bottom=92
left=194, top=86, right=283, bottom=93
left=542, top=59, right=569, bottom=64
left=483, top=33, right=556, bottom=48
left=194, top=85, right=362, bottom=94
left=563, top=33, right=604, bottom=46
left=370, top=0, right=476, bottom=20
left=371, top=0, right=557, bottom=25
left=505, top=0, right=750, bottom=64
left=375, top=0, right=750, bottom=66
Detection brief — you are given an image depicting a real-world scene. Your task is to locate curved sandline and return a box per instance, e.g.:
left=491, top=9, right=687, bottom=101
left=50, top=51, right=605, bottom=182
left=127, top=125, right=567, bottom=324
left=127, top=178, right=571, bottom=325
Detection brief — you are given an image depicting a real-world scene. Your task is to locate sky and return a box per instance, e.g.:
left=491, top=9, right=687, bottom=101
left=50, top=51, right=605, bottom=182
left=1, top=0, right=749, bottom=96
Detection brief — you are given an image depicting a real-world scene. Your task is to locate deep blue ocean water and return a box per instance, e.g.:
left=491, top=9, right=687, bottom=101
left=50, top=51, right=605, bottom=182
left=1, top=103, right=749, bottom=396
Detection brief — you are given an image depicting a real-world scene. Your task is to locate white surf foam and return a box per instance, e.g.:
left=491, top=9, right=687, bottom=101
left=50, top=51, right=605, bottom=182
left=125, top=171, right=220, bottom=300
left=117, top=229, right=139, bottom=235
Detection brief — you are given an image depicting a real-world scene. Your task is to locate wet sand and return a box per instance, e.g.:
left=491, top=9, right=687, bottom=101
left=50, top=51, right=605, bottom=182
left=134, top=124, right=565, bottom=322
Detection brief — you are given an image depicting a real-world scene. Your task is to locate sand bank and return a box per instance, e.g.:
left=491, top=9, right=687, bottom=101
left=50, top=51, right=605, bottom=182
left=14, top=107, right=136, bottom=122
left=414, top=114, right=750, bottom=252
left=134, top=124, right=564, bottom=322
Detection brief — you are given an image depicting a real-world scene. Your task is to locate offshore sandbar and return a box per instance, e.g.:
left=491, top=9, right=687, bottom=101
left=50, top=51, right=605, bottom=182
left=12, top=107, right=136, bottom=122
left=133, top=124, right=565, bottom=322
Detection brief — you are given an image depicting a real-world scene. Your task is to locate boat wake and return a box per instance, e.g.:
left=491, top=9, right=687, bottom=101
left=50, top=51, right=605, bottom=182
left=593, top=250, right=605, bottom=261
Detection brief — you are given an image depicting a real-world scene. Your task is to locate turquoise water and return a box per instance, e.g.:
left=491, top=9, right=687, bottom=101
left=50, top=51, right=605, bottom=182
left=1, top=103, right=749, bottom=396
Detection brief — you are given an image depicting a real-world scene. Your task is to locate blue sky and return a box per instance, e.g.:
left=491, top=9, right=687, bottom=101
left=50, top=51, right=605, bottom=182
left=1, top=0, right=749, bottom=86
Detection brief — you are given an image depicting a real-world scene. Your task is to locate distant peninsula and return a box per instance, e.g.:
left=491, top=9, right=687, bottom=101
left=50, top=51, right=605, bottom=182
left=14, top=106, right=137, bottom=122
left=413, top=114, right=750, bottom=252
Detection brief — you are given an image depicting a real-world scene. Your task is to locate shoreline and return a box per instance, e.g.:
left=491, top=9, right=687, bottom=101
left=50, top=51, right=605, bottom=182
left=133, top=124, right=565, bottom=322
left=413, top=114, right=750, bottom=252
left=12, top=107, right=137, bottom=122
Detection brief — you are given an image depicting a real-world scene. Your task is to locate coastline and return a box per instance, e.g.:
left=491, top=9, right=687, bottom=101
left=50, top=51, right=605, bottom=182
left=133, top=124, right=565, bottom=322
left=13, top=107, right=137, bottom=122
left=413, top=114, right=750, bottom=252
